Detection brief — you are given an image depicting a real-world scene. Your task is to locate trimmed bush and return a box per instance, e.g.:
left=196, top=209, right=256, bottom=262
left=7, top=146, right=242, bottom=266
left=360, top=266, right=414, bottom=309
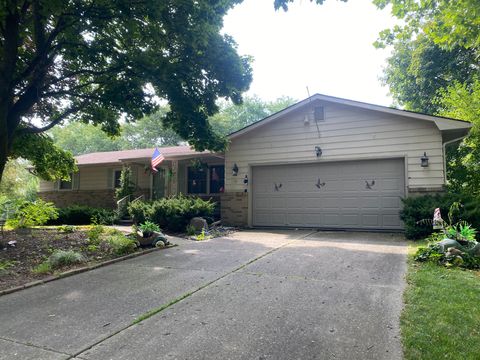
left=401, top=192, right=480, bottom=240
left=49, top=205, right=116, bottom=225
left=128, top=195, right=215, bottom=232
left=105, top=231, right=137, bottom=255
left=128, top=201, right=152, bottom=225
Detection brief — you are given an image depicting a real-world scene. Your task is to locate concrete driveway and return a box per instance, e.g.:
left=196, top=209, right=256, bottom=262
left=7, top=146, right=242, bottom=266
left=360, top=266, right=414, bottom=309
left=0, top=230, right=407, bottom=360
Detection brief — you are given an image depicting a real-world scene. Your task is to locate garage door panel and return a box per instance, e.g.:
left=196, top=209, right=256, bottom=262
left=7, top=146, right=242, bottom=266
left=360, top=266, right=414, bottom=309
left=323, top=213, right=341, bottom=226
left=252, top=159, right=405, bottom=230
left=382, top=196, right=402, bottom=209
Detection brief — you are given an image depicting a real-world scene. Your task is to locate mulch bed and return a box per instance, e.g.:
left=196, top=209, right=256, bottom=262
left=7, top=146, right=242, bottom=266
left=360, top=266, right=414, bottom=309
left=0, top=227, right=145, bottom=292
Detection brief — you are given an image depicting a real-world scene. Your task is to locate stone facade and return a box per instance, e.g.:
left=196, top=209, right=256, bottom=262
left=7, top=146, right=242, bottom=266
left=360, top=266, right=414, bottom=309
left=408, top=186, right=446, bottom=198
left=221, top=192, right=248, bottom=227
left=39, top=189, right=150, bottom=209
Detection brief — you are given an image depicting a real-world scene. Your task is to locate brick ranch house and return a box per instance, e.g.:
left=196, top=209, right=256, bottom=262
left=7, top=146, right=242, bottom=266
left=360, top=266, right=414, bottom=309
left=39, top=94, right=471, bottom=230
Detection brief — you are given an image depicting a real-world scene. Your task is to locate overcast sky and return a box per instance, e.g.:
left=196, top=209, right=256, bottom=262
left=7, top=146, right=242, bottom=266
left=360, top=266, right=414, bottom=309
left=223, top=0, right=397, bottom=106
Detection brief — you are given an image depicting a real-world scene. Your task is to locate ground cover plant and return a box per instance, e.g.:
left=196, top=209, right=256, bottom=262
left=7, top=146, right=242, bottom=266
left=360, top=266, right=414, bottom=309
left=0, top=226, right=138, bottom=291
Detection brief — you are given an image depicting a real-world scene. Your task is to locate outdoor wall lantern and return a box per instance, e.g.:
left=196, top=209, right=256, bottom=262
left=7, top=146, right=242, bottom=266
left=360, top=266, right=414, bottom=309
left=315, top=146, right=322, bottom=157
left=232, top=163, right=239, bottom=176
left=421, top=152, right=429, bottom=167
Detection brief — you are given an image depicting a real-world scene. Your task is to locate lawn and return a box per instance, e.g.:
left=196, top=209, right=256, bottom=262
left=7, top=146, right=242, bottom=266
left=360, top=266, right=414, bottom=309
left=402, top=241, right=480, bottom=360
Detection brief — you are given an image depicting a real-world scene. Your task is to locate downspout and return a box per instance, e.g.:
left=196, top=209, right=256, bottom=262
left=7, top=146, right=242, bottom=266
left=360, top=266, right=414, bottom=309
left=442, top=135, right=468, bottom=183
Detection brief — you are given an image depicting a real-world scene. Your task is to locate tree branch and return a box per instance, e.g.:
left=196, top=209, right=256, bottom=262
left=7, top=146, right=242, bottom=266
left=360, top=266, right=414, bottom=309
left=19, top=104, right=85, bottom=134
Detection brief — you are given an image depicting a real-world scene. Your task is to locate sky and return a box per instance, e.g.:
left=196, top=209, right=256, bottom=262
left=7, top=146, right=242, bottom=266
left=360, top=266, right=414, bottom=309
left=222, top=0, right=398, bottom=106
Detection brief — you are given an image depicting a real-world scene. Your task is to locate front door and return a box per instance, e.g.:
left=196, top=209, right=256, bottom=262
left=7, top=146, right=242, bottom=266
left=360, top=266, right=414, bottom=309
left=152, top=169, right=165, bottom=200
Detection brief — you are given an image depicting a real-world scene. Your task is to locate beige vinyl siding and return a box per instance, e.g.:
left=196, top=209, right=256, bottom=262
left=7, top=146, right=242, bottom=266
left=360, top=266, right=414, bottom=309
left=225, top=102, right=444, bottom=192
left=39, top=180, right=55, bottom=192
left=38, top=164, right=151, bottom=193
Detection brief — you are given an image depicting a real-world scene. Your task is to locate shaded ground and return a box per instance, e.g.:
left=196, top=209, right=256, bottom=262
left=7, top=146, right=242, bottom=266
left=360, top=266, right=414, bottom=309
left=0, top=230, right=406, bottom=360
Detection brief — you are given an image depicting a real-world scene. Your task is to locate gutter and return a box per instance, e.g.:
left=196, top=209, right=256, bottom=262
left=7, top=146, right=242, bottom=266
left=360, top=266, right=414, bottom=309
left=443, top=135, right=469, bottom=183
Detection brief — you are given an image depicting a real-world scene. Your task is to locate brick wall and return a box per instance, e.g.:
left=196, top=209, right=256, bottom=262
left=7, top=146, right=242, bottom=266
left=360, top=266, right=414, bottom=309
left=221, top=192, right=248, bottom=227
left=39, top=189, right=150, bottom=209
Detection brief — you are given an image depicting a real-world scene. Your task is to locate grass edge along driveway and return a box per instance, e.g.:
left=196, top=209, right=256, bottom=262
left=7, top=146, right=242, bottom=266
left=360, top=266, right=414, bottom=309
left=401, top=241, right=480, bottom=360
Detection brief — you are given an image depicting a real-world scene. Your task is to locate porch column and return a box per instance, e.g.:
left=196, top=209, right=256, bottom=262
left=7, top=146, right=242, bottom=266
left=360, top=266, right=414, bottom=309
left=170, top=160, right=178, bottom=195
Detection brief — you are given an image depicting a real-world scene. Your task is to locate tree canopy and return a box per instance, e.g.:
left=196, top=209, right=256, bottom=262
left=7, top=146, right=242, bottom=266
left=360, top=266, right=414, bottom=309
left=49, top=96, right=296, bottom=155
left=0, top=0, right=254, bottom=183
left=374, top=0, right=480, bottom=194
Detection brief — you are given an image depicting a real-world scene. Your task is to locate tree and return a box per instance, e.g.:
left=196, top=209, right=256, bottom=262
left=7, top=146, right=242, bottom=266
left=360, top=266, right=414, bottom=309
left=49, top=122, right=123, bottom=156
left=49, top=108, right=183, bottom=156
left=436, top=79, right=480, bottom=195
left=121, top=107, right=183, bottom=150
left=0, top=158, right=38, bottom=202
left=379, top=35, right=478, bottom=113
left=0, top=0, right=253, bottom=184
left=374, top=0, right=480, bottom=194
left=374, top=0, right=480, bottom=54
left=210, top=95, right=296, bottom=136
left=49, top=96, right=296, bottom=154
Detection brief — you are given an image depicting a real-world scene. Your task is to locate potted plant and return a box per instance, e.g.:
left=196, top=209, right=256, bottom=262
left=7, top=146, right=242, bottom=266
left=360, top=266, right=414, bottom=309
left=136, top=221, right=163, bottom=246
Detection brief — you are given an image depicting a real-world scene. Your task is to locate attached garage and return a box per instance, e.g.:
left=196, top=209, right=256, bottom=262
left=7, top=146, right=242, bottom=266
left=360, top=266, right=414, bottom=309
left=222, top=94, right=472, bottom=230
left=252, top=159, right=405, bottom=230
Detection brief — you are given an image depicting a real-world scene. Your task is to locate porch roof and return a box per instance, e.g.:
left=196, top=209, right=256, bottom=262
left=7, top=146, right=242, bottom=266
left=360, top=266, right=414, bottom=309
left=75, top=146, right=223, bottom=166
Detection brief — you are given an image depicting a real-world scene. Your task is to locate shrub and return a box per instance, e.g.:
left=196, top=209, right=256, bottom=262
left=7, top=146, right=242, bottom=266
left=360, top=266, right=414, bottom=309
left=91, top=208, right=118, bottom=225
left=87, top=224, right=104, bottom=245
left=7, top=199, right=58, bottom=229
left=48, top=250, right=85, bottom=268
left=58, top=225, right=76, bottom=233
left=400, top=192, right=480, bottom=240
left=50, top=205, right=117, bottom=225
left=128, top=200, right=152, bottom=225
left=105, top=232, right=137, bottom=255
left=129, top=195, right=214, bottom=232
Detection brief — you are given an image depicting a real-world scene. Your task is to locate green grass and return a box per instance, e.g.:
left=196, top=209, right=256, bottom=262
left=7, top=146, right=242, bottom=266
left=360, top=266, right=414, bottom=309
left=32, top=261, right=52, bottom=274
left=402, top=241, right=480, bottom=360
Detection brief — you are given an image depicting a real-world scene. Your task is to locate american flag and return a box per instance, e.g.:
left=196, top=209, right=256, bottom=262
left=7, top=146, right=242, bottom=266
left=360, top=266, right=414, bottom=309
left=151, top=148, right=165, bottom=173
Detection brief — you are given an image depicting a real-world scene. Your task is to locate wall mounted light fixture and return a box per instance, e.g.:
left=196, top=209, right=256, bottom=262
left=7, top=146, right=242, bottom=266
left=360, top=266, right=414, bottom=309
left=421, top=152, right=429, bottom=167
left=315, top=146, right=322, bottom=157
left=232, top=163, right=239, bottom=176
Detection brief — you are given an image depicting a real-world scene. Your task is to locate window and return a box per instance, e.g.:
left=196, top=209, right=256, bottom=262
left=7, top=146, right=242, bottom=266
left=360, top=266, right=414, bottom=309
left=59, top=173, right=73, bottom=190
left=209, top=165, right=225, bottom=193
left=187, top=167, right=207, bottom=194
left=314, top=106, right=325, bottom=121
left=114, top=170, right=122, bottom=188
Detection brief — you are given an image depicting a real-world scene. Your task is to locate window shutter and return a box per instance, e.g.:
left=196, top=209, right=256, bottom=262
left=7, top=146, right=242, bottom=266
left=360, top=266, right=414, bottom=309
left=73, top=172, right=80, bottom=190
left=106, top=168, right=113, bottom=189
left=131, top=166, right=138, bottom=187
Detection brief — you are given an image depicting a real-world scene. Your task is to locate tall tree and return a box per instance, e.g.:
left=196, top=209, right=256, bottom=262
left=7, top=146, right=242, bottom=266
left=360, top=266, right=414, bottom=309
left=210, top=95, right=296, bottom=136
left=374, top=0, right=480, bottom=194
left=49, top=96, right=296, bottom=154
left=121, top=108, right=183, bottom=150
left=0, top=0, right=253, bottom=183
left=436, top=79, right=480, bottom=194
left=378, top=35, right=478, bottom=114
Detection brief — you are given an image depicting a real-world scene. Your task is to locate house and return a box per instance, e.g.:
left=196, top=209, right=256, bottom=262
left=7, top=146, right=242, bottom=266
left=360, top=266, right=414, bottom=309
left=38, top=94, right=472, bottom=230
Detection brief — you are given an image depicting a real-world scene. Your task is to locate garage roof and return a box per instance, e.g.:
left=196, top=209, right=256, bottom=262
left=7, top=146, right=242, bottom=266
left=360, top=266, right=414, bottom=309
left=228, top=93, right=472, bottom=141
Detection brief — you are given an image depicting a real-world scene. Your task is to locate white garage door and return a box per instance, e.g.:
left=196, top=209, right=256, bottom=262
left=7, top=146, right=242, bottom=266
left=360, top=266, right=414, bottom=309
left=252, top=159, right=405, bottom=230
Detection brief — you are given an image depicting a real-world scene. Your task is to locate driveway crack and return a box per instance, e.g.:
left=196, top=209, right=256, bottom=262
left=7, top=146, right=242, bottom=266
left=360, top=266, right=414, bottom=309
left=70, top=230, right=315, bottom=359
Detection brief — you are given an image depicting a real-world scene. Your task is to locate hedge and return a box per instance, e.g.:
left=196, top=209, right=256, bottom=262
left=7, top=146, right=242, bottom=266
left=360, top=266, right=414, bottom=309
left=48, top=205, right=117, bottom=225
left=401, top=192, right=480, bottom=240
left=128, top=195, right=215, bottom=232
